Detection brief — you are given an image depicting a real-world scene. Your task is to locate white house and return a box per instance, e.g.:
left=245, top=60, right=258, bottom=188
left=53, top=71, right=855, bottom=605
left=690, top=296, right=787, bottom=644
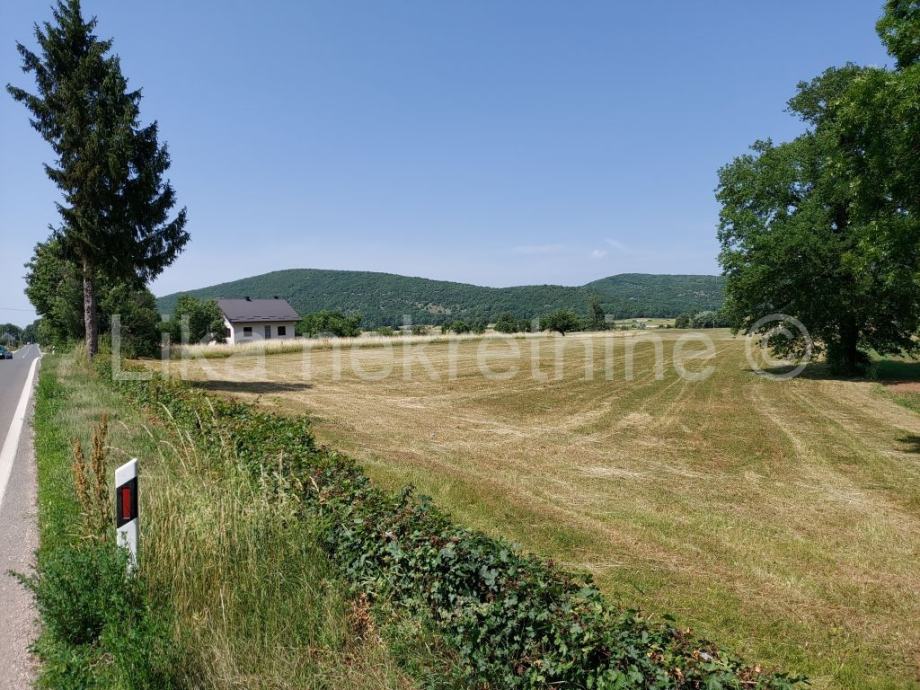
left=217, top=298, right=299, bottom=345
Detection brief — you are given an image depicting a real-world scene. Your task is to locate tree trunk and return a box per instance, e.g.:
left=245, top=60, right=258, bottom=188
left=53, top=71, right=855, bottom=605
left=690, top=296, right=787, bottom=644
left=838, top=320, right=861, bottom=375
left=82, top=259, right=98, bottom=358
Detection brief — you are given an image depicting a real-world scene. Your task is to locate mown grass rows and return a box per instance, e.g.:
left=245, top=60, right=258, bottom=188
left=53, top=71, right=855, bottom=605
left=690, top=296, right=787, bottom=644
left=102, top=360, right=806, bottom=689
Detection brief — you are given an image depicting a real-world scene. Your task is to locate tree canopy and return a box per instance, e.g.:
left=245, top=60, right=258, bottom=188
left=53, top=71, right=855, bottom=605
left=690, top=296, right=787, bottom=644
left=494, top=313, right=531, bottom=334
left=675, top=310, right=729, bottom=329
left=876, top=0, right=920, bottom=69
left=540, top=310, right=582, bottom=336
left=25, top=237, right=163, bottom=356
left=717, top=1, right=920, bottom=373
left=299, top=310, right=362, bottom=338
left=165, top=296, right=226, bottom=345
left=0, top=324, right=24, bottom=347
left=441, top=319, right=486, bottom=335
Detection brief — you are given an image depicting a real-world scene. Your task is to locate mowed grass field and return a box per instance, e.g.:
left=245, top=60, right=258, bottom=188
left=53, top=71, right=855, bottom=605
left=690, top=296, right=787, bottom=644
left=159, top=329, right=920, bottom=689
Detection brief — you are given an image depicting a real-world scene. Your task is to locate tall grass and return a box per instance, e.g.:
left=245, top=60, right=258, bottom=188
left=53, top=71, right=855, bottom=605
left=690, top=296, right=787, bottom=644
left=32, top=353, right=428, bottom=689
left=144, top=430, right=414, bottom=688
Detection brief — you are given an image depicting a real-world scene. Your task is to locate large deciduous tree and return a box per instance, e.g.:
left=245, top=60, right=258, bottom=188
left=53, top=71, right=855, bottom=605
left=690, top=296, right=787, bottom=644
left=166, top=296, right=227, bottom=344
left=299, top=310, right=363, bottom=338
left=8, top=0, right=188, bottom=358
left=24, top=239, right=84, bottom=344
left=717, top=2, right=920, bottom=374
left=25, top=238, right=163, bottom=356
left=877, top=0, right=920, bottom=69
left=541, top=309, right=582, bottom=336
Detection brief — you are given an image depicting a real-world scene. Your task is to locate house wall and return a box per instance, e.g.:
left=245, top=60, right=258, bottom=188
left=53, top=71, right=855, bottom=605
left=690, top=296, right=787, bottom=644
left=227, top=321, right=297, bottom=345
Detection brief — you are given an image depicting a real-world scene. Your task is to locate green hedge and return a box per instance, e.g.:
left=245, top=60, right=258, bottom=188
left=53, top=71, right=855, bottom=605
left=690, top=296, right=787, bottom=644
left=101, top=362, right=805, bottom=689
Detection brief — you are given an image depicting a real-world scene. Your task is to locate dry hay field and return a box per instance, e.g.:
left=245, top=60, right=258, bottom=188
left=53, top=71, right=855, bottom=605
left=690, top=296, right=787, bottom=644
left=157, top=329, right=920, bottom=689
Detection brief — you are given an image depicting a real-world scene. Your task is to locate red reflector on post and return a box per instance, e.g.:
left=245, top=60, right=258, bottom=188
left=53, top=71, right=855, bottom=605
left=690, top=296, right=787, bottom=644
left=121, top=485, right=132, bottom=521
left=115, top=473, right=138, bottom=528
left=115, top=459, right=139, bottom=572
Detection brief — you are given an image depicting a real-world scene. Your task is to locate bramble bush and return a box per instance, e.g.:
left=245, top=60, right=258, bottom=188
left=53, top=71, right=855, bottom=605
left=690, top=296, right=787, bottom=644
left=100, top=360, right=806, bottom=689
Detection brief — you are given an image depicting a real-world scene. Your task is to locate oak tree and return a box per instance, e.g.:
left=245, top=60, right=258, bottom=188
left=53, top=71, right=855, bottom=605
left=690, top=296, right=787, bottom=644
left=717, top=2, right=919, bottom=373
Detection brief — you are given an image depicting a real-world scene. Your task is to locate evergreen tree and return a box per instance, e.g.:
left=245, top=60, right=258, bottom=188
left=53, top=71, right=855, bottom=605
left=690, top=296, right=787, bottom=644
left=588, top=296, right=607, bottom=331
left=8, top=0, right=188, bottom=357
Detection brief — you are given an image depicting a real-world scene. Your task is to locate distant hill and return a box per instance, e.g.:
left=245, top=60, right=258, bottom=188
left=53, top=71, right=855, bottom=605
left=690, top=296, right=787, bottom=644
left=156, top=269, right=724, bottom=327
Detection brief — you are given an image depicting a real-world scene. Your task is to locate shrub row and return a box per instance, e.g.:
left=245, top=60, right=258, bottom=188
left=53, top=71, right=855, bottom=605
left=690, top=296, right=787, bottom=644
left=101, top=362, right=806, bottom=689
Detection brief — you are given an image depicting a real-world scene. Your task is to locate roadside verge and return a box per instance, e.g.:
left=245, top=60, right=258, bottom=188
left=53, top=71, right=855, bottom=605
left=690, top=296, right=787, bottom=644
left=27, top=353, right=433, bottom=689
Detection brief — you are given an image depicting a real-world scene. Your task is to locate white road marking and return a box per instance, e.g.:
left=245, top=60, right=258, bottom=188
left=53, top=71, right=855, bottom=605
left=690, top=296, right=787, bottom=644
left=0, top=352, right=41, bottom=510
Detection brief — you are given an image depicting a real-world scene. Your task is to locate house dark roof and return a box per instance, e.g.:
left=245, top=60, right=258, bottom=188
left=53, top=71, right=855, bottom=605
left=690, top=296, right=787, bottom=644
left=217, top=298, right=299, bottom=323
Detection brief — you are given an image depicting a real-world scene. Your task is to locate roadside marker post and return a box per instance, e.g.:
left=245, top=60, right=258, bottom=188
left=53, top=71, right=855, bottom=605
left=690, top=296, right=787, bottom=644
left=115, top=459, right=139, bottom=571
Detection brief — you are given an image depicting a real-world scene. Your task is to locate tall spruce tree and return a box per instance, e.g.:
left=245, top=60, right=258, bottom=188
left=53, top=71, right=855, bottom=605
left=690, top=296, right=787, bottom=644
left=588, top=295, right=607, bottom=331
left=8, top=0, right=188, bottom=357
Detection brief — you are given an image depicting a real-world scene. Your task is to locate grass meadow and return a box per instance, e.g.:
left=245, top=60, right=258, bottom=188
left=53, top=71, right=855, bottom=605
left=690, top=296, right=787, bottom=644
left=155, top=329, right=920, bottom=689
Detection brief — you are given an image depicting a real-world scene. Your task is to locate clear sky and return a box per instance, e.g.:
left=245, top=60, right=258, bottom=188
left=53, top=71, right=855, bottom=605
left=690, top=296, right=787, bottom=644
left=0, top=1, right=893, bottom=326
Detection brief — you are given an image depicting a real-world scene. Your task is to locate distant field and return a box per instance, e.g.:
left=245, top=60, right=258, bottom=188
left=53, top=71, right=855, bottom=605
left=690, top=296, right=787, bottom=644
left=610, top=317, right=676, bottom=328
left=158, top=329, right=920, bottom=689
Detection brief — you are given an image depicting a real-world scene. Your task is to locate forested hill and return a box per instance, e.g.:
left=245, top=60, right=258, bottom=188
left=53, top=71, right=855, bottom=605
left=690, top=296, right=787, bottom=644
left=156, top=269, right=724, bottom=327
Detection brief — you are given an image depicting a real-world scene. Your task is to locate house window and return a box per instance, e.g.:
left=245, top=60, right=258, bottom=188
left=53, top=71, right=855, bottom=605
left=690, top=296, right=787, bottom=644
left=243, top=326, right=252, bottom=337
left=264, top=325, right=272, bottom=339
left=277, top=325, right=287, bottom=336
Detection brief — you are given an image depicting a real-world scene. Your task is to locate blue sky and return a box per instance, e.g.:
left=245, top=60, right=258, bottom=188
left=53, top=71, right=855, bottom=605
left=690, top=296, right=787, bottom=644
left=1, top=1, right=892, bottom=325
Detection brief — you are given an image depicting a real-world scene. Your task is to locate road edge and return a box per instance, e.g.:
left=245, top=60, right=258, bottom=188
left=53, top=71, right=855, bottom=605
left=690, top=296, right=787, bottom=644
left=0, top=352, right=41, bottom=509
left=0, top=352, right=41, bottom=690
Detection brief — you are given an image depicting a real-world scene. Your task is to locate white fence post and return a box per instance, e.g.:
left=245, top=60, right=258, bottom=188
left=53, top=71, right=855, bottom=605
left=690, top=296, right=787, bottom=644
left=115, top=459, right=139, bottom=571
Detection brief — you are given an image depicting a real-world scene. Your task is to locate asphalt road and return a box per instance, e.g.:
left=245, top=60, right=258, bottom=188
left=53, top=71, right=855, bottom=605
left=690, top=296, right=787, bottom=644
left=0, top=344, right=41, bottom=689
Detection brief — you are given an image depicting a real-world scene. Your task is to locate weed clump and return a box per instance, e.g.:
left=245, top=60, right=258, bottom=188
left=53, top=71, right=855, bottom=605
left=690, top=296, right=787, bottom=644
left=71, top=414, right=112, bottom=540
